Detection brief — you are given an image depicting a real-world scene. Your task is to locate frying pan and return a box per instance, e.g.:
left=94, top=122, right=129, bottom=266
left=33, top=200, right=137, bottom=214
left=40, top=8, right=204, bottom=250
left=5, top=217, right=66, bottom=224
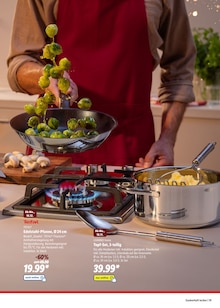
left=10, top=108, right=117, bottom=153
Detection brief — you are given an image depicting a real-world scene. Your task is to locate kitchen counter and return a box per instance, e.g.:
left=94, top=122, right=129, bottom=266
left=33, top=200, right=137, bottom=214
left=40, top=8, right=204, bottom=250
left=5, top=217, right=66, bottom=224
left=0, top=182, right=220, bottom=292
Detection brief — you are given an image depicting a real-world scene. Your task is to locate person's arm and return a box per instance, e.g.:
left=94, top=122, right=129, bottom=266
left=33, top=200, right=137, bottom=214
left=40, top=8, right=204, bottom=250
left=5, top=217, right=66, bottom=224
left=136, top=0, right=195, bottom=168
left=147, top=0, right=196, bottom=103
left=160, top=102, right=186, bottom=148
left=16, top=62, right=44, bottom=95
left=16, top=61, right=78, bottom=105
left=136, top=101, right=186, bottom=168
left=157, top=0, right=196, bottom=104
left=7, top=0, right=78, bottom=104
left=7, top=0, right=57, bottom=94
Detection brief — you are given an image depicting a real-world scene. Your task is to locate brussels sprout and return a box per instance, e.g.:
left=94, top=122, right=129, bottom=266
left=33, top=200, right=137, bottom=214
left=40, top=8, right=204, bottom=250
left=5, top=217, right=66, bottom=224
left=67, top=118, right=78, bottom=130
left=49, top=42, right=63, bottom=56
left=43, top=91, right=56, bottom=104
left=35, top=97, right=48, bottom=116
left=35, top=107, right=45, bottom=117
left=24, top=104, right=35, bottom=114
left=45, top=24, right=58, bottom=38
left=59, top=57, right=71, bottom=70
left=39, top=130, right=50, bottom=138
left=43, top=64, right=53, bottom=77
left=48, top=117, right=59, bottom=129
left=50, top=66, right=64, bottom=79
left=36, top=97, right=48, bottom=111
left=25, top=128, right=37, bottom=136
left=86, top=130, right=99, bottom=137
left=28, top=116, right=40, bottom=128
left=85, top=117, right=97, bottom=129
left=70, top=130, right=86, bottom=138
left=50, top=131, right=65, bottom=138
left=77, top=118, right=86, bottom=128
left=58, top=77, right=70, bottom=94
left=63, top=129, right=73, bottom=138
left=41, top=44, right=54, bottom=60
left=78, top=116, right=97, bottom=129
left=38, top=75, right=50, bottom=89
left=77, top=98, right=92, bottom=110
left=37, top=123, right=51, bottom=133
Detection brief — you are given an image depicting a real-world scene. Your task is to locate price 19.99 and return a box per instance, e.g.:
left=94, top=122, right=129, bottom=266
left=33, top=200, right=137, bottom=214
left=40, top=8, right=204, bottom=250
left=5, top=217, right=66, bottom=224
left=24, top=264, right=48, bottom=273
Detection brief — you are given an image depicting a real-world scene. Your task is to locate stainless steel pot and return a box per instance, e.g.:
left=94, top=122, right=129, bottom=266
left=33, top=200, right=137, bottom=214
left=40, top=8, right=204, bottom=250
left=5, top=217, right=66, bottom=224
left=119, top=166, right=220, bottom=229
left=10, top=108, right=117, bottom=153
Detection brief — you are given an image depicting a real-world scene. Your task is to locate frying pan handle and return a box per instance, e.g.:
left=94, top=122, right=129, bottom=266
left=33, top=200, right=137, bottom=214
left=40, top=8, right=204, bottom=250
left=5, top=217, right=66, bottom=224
left=192, top=142, right=216, bottom=167
left=59, top=93, right=71, bottom=108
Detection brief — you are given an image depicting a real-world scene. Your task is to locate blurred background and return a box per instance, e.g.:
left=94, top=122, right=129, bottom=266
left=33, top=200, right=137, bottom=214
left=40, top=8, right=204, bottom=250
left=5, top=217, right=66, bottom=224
left=1, top=0, right=219, bottom=90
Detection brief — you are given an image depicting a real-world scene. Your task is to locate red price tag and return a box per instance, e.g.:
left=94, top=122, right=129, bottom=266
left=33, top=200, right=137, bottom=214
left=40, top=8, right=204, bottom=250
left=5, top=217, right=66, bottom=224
left=93, top=229, right=107, bottom=237
left=23, top=209, right=37, bottom=218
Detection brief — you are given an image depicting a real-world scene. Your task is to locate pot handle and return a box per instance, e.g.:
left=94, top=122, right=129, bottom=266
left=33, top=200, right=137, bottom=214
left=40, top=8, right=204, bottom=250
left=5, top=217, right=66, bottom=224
left=119, top=183, right=159, bottom=197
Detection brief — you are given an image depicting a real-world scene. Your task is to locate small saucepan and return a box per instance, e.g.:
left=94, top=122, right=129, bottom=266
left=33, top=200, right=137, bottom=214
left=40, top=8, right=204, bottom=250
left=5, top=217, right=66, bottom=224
left=119, top=166, right=220, bottom=229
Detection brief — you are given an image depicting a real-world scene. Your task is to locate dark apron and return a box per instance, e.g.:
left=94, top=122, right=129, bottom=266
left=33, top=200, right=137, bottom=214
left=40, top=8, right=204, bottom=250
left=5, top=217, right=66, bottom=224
left=52, top=0, right=154, bottom=165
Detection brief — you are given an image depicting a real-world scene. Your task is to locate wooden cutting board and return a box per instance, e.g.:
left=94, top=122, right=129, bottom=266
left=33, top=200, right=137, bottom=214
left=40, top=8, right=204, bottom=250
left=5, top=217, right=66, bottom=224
left=0, top=156, right=72, bottom=185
